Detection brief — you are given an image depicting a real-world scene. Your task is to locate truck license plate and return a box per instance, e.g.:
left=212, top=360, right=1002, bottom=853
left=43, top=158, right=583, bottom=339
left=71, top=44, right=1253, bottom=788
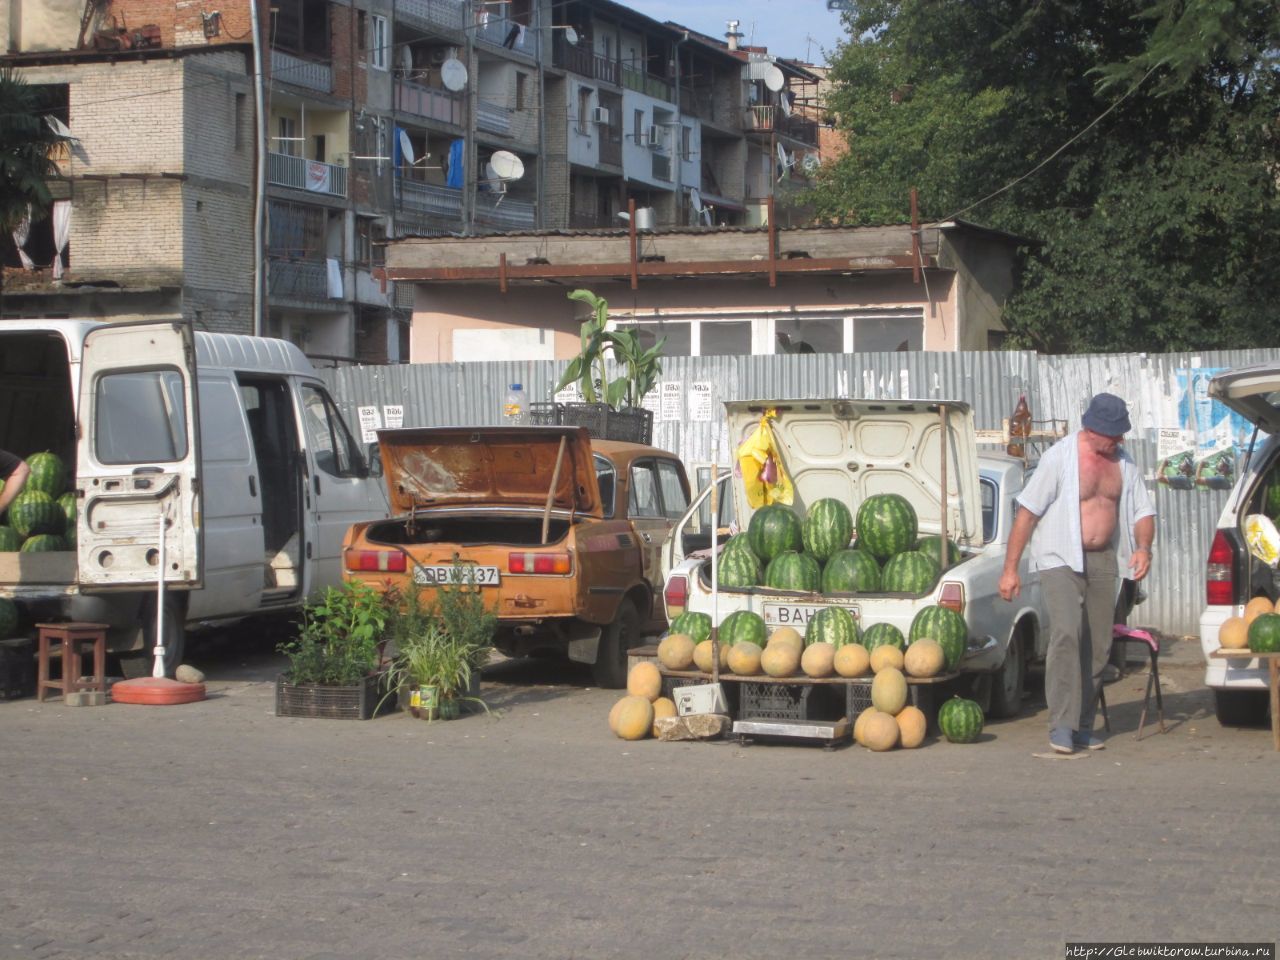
left=763, top=602, right=859, bottom=634
left=414, top=564, right=501, bottom=586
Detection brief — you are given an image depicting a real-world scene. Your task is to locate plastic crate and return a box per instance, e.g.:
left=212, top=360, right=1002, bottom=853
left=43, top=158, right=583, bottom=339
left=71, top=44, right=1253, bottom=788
left=528, top=402, right=562, bottom=426
left=0, top=637, right=35, bottom=701
left=559, top=403, right=653, bottom=445
left=275, top=673, right=394, bottom=720
left=847, top=681, right=935, bottom=725
left=741, top=682, right=844, bottom=722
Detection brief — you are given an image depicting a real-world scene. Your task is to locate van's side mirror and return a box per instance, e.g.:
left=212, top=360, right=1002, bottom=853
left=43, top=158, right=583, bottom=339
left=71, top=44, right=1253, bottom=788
left=367, top=442, right=383, bottom=478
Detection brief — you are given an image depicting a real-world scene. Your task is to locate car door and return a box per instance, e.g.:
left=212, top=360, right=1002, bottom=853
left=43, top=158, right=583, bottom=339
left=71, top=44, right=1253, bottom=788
left=663, top=469, right=733, bottom=581
left=628, top=457, right=690, bottom=611
left=76, top=319, right=202, bottom=590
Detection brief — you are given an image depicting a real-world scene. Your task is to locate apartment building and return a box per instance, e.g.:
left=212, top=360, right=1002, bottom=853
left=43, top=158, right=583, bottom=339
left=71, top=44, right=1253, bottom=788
left=1, top=0, right=820, bottom=360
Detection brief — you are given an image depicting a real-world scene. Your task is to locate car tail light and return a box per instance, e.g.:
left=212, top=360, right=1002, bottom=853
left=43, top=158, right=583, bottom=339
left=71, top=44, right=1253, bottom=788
left=664, top=574, right=688, bottom=617
left=939, top=580, right=965, bottom=615
left=508, top=552, right=571, bottom=574
left=1206, top=530, right=1235, bottom=606
left=344, top=548, right=407, bottom=573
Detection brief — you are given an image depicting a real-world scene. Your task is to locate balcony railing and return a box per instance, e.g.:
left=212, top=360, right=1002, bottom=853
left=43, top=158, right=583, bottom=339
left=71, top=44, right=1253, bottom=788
left=744, top=105, right=775, bottom=131
left=651, top=152, right=672, bottom=182
left=474, top=192, right=535, bottom=230
left=267, top=257, right=329, bottom=301
left=621, top=65, right=673, bottom=103
left=397, top=0, right=464, bottom=35
left=268, top=152, right=348, bottom=198
left=476, top=99, right=511, bottom=135
left=395, top=80, right=464, bottom=126
left=599, top=130, right=622, bottom=167
left=397, top=179, right=463, bottom=219
left=553, top=36, right=620, bottom=86
left=679, top=87, right=717, bottom=123
left=475, top=16, right=537, bottom=55
left=271, top=49, right=332, bottom=93
left=778, top=113, right=819, bottom=146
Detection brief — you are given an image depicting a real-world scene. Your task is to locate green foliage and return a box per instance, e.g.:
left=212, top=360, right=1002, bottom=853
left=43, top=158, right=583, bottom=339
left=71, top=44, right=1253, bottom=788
left=554, top=289, right=664, bottom=410
left=0, top=68, right=72, bottom=233
left=813, top=0, right=1280, bottom=352
left=280, top=580, right=392, bottom=686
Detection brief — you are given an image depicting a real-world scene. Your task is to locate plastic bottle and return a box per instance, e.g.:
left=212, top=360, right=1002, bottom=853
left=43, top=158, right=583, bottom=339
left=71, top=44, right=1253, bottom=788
left=503, top=383, right=526, bottom=424
left=1006, top=394, right=1032, bottom=459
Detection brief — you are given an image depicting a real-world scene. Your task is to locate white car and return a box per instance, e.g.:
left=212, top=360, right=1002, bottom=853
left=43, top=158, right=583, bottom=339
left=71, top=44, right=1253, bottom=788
left=1200, top=363, right=1280, bottom=724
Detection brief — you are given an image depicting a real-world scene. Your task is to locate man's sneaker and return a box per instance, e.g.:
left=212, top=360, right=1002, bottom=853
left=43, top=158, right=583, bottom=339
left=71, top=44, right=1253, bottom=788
left=1073, top=732, right=1106, bottom=751
left=1049, top=727, right=1075, bottom=754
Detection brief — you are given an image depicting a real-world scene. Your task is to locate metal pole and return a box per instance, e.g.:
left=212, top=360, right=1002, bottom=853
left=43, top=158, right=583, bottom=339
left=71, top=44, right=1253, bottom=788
left=249, top=0, right=267, bottom=337
left=938, top=403, right=949, bottom=572
left=152, top=509, right=167, bottom=678
left=709, top=435, right=720, bottom=685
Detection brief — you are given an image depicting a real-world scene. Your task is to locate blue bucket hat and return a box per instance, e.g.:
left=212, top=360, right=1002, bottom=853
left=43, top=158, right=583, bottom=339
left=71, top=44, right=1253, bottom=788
left=1081, top=393, right=1132, bottom=436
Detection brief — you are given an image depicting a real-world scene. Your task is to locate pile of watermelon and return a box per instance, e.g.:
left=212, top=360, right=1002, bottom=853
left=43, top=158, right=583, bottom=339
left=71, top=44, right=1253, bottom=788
left=0, top=452, right=76, bottom=554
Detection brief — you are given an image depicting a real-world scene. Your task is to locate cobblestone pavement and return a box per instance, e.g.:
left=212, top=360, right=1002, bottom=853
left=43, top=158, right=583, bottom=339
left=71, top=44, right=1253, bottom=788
left=1, top=633, right=1276, bottom=960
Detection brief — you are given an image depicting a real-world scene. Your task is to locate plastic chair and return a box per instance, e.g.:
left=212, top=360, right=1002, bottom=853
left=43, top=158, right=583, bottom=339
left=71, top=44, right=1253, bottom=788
left=1097, top=625, right=1166, bottom=740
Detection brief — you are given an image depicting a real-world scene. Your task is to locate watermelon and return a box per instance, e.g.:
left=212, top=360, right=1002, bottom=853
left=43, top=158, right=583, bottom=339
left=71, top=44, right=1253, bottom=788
left=669, top=611, right=712, bottom=645
left=718, top=536, right=762, bottom=589
left=822, top=549, right=880, bottom=593
left=0, top=597, right=17, bottom=640
left=855, top=493, right=918, bottom=561
left=880, top=550, right=940, bottom=594
left=938, top=696, right=985, bottom=743
left=8, top=490, right=63, bottom=538
left=916, top=535, right=961, bottom=568
left=25, top=451, right=67, bottom=498
left=747, top=504, right=803, bottom=563
left=806, top=606, right=860, bottom=649
left=1247, top=612, right=1280, bottom=653
left=719, top=610, right=767, bottom=649
left=909, top=605, right=968, bottom=671
left=801, top=498, right=854, bottom=561
left=862, top=622, right=905, bottom=652
left=20, top=534, right=68, bottom=552
left=1265, top=477, right=1280, bottom=522
left=763, top=551, right=822, bottom=592
left=0, top=526, right=21, bottom=552
left=58, top=492, right=77, bottom=525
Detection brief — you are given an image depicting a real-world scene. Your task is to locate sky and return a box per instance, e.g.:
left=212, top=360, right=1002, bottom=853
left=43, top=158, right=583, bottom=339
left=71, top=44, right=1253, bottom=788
left=624, top=0, right=848, bottom=65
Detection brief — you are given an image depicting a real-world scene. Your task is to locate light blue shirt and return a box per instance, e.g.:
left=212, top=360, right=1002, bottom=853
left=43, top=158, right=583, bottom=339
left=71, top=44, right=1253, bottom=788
left=1016, top=431, right=1156, bottom=574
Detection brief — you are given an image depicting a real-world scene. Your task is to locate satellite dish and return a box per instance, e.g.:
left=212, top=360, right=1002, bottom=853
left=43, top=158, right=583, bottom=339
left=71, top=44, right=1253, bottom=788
left=763, top=64, right=785, bottom=92
left=487, top=150, right=525, bottom=181
left=801, top=153, right=820, bottom=174
left=400, top=46, right=413, bottom=74
left=440, top=58, right=468, bottom=92
left=689, top=187, right=702, bottom=211
left=780, top=93, right=793, bottom=116
left=776, top=142, right=791, bottom=167
left=564, top=26, right=579, bottom=45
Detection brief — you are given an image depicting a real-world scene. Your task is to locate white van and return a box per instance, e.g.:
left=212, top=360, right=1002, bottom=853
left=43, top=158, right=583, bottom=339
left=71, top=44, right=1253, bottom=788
left=0, top=318, right=388, bottom=673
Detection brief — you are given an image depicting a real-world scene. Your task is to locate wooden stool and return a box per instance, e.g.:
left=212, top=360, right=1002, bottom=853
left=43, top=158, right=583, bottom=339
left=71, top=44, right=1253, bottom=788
left=36, top=622, right=110, bottom=704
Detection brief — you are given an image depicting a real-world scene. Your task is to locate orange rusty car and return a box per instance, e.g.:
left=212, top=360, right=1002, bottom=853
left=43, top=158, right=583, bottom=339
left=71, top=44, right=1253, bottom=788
left=342, top=425, right=691, bottom=687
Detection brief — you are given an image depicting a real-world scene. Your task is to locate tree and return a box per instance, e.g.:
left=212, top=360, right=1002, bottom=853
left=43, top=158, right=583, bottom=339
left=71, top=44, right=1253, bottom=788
left=0, top=68, right=69, bottom=234
left=811, top=0, right=1280, bottom=352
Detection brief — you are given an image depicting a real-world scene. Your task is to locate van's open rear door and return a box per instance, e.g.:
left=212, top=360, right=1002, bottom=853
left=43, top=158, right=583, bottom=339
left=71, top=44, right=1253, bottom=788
left=76, top=320, right=203, bottom=590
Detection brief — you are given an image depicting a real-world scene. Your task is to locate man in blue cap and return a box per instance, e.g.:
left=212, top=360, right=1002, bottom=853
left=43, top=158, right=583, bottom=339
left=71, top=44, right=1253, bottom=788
left=999, top=393, right=1156, bottom=754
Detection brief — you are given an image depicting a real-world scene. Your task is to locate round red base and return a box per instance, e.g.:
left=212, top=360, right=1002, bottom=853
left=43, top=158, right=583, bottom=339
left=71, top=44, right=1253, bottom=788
left=111, top=677, right=207, bottom=705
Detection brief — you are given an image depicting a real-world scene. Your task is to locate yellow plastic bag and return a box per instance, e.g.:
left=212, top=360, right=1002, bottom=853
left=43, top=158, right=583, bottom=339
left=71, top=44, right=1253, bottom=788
left=737, top=409, right=793, bottom=508
left=1245, top=514, right=1280, bottom=568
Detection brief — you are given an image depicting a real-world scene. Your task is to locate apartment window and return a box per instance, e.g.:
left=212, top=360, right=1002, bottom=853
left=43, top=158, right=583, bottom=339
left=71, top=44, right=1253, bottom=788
left=577, top=86, right=593, bottom=135
left=775, top=316, right=843, bottom=354
left=854, top=310, right=924, bottom=352
left=633, top=109, right=643, bottom=144
left=680, top=125, right=691, bottom=161
left=355, top=218, right=386, bottom=267
left=515, top=72, right=528, bottom=111
left=276, top=116, right=300, bottom=157
left=370, top=15, right=388, bottom=70
left=311, top=134, right=326, bottom=162
left=234, top=93, right=247, bottom=151
left=268, top=200, right=326, bottom=258
left=356, top=11, right=367, bottom=61
left=271, top=0, right=331, bottom=58
left=700, top=321, right=752, bottom=357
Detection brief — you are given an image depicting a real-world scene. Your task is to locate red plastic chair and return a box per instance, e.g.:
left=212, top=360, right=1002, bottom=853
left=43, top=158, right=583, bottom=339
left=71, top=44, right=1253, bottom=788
left=1097, top=626, right=1166, bottom=740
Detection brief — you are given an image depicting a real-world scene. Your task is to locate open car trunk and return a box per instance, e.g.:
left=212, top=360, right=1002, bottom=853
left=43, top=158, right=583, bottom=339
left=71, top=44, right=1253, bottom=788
left=365, top=513, right=573, bottom=547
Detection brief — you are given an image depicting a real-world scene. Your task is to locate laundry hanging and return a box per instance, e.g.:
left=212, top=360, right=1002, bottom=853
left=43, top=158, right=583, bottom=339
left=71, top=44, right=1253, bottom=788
left=446, top=139, right=465, bottom=189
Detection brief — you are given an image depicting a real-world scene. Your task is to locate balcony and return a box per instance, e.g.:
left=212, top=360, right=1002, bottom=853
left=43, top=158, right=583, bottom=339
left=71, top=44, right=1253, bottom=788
left=268, top=257, right=329, bottom=302
left=476, top=99, right=511, bottom=135
left=474, top=15, right=537, bottom=56
left=651, top=152, right=671, bottom=182
left=271, top=50, right=332, bottom=94
left=744, top=105, right=775, bottom=132
left=679, top=87, right=717, bottom=123
left=621, top=65, right=672, bottom=103
left=553, top=36, right=619, bottom=86
left=397, top=0, right=464, bottom=35
left=268, top=152, right=348, bottom=198
left=474, top=192, right=535, bottom=230
left=395, top=80, right=464, bottom=126
left=778, top=114, right=819, bottom=146
left=599, top=130, right=622, bottom=167
left=397, top=179, right=463, bottom=219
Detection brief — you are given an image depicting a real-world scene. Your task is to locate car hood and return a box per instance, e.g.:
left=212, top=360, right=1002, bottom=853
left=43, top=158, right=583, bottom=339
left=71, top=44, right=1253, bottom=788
left=725, top=398, right=983, bottom=545
left=1209, top=364, right=1280, bottom=435
left=377, top=426, right=602, bottom=517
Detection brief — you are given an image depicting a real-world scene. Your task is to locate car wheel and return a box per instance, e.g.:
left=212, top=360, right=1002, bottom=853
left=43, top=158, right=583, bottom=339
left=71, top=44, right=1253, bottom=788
left=592, top=598, right=640, bottom=689
left=1213, top=689, right=1270, bottom=727
left=988, top=632, right=1025, bottom=719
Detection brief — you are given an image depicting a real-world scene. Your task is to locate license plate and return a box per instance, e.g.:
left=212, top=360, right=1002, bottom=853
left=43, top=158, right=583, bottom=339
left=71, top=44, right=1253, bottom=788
left=413, top=564, right=500, bottom=586
left=762, top=602, right=859, bottom=634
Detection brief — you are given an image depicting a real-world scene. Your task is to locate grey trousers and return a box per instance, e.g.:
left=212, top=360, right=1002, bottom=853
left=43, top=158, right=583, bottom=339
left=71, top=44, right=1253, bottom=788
left=1040, top=549, right=1119, bottom=734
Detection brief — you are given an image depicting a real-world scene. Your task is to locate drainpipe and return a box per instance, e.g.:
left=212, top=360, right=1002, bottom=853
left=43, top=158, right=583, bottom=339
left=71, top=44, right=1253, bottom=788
left=673, top=29, right=688, bottom=226
left=249, top=0, right=267, bottom=336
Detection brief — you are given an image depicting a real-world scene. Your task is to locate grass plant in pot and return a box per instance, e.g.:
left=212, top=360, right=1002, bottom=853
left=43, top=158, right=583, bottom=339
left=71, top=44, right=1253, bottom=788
left=276, top=580, right=394, bottom=719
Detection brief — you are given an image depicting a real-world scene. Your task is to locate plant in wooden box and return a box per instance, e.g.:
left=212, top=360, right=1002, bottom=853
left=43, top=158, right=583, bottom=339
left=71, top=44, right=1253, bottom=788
left=275, top=580, right=394, bottom=719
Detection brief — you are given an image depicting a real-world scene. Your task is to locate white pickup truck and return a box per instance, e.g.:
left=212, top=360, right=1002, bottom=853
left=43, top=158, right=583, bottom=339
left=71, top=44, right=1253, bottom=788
left=661, top=399, right=1050, bottom=718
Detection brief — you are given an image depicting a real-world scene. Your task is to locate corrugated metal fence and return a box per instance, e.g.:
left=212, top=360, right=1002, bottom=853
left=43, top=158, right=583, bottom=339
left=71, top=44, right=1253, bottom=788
left=319, top=348, right=1280, bottom=638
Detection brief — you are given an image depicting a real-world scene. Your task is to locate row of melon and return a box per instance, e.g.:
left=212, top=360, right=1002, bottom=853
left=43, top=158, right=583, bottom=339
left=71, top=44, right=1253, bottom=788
left=854, top=696, right=986, bottom=751
left=607, top=662, right=678, bottom=740
left=1219, top=596, right=1280, bottom=654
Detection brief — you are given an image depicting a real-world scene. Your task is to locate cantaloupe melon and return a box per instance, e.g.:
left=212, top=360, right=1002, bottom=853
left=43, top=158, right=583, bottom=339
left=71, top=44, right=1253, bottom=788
left=833, top=643, right=871, bottom=678
left=895, top=705, right=927, bottom=748
left=871, top=666, right=909, bottom=715
left=627, top=661, right=663, bottom=701
left=727, top=640, right=763, bottom=676
left=1244, top=596, right=1273, bottom=625
left=761, top=643, right=801, bottom=677
left=870, top=644, right=905, bottom=674
left=767, top=626, right=804, bottom=655
left=658, top=633, right=696, bottom=671
left=862, top=711, right=900, bottom=751
left=651, top=696, right=677, bottom=736
left=853, top=705, right=879, bottom=745
left=1219, top=615, right=1249, bottom=650
left=800, top=641, right=836, bottom=678
left=615, top=695, right=655, bottom=740
left=608, top=696, right=629, bottom=734
left=693, top=639, right=731, bottom=673
left=903, top=638, right=945, bottom=678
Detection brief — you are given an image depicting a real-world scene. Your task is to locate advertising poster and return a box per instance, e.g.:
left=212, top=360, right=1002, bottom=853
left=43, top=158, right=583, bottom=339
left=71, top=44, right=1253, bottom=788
left=1156, top=367, right=1256, bottom=489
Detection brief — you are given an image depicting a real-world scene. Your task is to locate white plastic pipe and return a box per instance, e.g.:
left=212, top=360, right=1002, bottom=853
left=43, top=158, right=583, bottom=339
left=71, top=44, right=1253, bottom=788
left=152, top=509, right=167, bottom=679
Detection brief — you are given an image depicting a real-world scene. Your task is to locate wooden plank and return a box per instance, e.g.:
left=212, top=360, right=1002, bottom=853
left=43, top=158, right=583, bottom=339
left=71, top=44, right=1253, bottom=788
left=1210, top=649, right=1280, bottom=660
left=658, top=667, right=959, bottom=685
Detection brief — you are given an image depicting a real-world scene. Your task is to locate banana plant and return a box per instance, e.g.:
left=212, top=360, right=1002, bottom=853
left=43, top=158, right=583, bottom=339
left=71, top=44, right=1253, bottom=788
left=607, top=327, right=666, bottom=409
left=554, top=288, right=658, bottom=409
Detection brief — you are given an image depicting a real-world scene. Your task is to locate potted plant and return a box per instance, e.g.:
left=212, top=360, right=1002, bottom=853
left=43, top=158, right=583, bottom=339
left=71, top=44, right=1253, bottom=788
left=275, top=580, right=395, bottom=720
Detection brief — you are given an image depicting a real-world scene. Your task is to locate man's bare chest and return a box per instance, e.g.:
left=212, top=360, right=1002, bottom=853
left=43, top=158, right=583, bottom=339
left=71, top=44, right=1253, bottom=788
left=1078, top=455, right=1121, bottom=502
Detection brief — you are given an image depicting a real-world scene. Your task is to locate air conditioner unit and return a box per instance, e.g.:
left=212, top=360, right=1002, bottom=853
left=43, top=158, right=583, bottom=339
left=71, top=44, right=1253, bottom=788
left=591, top=106, right=610, bottom=125
left=645, top=125, right=662, bottom=147
left=429, top=48, right=448, bottom=64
